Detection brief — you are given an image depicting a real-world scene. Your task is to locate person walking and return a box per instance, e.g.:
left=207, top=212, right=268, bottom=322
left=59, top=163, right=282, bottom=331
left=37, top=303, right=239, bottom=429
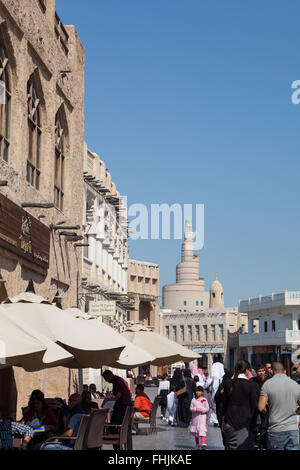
left=167, top=385, right=178, bottom=426
left=222, top=360, right=257, bottom=450
left=176, top=369, right=196, bottom=428
left=190, top=386, right=210, bottom=450
left=158, top=373, right=170, bottom=421
left=249, top=364, right=269, bottom=450
left=214, top=369, right=232, bottom=449
left=209, top=359, right=225, bottom=426
left=265, top=363, right=273, bottom=380
left=258, top=362, right=300, bottom=450
left=291, top=364, right=300, bottom=385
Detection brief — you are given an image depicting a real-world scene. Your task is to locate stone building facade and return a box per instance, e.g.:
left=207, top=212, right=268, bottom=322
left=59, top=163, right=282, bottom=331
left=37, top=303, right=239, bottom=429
left=0, top=0, right=85, bottom=418
left=80, top=144, right=134, bottom=389
left=128, top=259, right=160, bottom=333
left=160, top=308, right=248, bottom=371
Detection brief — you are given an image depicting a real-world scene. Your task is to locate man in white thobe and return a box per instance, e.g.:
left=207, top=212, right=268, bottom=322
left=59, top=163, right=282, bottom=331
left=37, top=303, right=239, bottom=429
left=209, top=361, right=225, bottom=425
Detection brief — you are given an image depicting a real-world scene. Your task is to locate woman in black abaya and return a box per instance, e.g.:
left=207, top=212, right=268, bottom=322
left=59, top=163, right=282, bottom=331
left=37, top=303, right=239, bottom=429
left=175, top=369, right=196, bottom=428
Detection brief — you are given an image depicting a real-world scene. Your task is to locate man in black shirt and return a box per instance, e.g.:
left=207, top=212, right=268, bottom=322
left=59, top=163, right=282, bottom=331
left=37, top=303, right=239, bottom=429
left=249, top=364, right=269, bottom=449
left=102, top=370, right=133, bottom=450
left=222, top=360, right=257, bottom=450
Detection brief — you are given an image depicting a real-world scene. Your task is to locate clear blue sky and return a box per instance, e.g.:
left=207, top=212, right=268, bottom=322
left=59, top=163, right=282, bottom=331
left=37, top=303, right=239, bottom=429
left=57, top=0, right=300, bottom=307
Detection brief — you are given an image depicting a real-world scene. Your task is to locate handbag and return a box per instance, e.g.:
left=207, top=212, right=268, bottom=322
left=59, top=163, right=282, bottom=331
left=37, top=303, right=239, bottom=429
left=176, top=380, right=187, bottom=397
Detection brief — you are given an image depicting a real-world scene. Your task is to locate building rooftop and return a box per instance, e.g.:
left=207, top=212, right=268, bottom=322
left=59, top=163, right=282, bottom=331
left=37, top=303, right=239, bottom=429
left=239, top=291, right=300, bottom=313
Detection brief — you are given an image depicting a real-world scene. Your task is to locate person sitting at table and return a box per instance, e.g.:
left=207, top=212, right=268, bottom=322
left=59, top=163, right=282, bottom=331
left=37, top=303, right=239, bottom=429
left=22, top=389, right=44, bottom=418
left=0, top=418, right=34, bottom=450
left=28, top=389, right=44, bottom=404
left=24, top=395, right=58, bottom=429
left=132, top=384, right=152, bottom=433
left=42, top=393, right=85, bottom=450
left=54, top=397, right=70, bottom=431
left=89, top=384, right=100, bottom=399
left=81, top=391, right=98, bottom=414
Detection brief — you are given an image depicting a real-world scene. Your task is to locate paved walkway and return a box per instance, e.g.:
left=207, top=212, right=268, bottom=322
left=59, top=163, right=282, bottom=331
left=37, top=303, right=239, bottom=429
left=103, top=386, right=224, bottom=451
left=132, top=386, right=224, bottom=451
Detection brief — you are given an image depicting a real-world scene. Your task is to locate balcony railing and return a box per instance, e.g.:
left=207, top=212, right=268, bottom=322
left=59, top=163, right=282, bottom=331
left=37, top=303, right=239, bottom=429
left=239, top=329, right=300, bottom=347
left=239, top=291, right=300, bottom=312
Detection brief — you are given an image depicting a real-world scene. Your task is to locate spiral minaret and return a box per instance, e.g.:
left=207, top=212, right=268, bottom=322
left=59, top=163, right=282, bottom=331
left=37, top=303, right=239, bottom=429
left=162, top=219, right=207, bottom=310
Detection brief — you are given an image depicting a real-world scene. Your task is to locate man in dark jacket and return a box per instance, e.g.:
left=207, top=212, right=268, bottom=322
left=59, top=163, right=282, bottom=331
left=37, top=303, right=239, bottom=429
left=214, top=369, right=232, bottom=449
left=249, top=364, right=269, bottom=449
left=291, top=364, right=300, bottom=385
left=222, top=360, right=257, bottom=450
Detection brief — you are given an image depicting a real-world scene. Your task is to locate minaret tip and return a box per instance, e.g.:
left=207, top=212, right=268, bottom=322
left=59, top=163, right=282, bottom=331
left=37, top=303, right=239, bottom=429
left=184, top=218, right=192, bottom=230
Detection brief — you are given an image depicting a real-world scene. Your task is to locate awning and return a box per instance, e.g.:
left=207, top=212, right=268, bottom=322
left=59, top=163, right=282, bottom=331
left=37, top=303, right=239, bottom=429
left=0, top=305, right=73, bottom=372
left=123, top=324, right=200, bottom=366
left=2, top=294, right=126, bottom=369
left=66, top=309, right=155, bottom=369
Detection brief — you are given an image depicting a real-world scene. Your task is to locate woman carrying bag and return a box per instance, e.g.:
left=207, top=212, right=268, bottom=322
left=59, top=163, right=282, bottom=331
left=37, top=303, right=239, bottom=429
left=176, top=369, right=196, bottom=428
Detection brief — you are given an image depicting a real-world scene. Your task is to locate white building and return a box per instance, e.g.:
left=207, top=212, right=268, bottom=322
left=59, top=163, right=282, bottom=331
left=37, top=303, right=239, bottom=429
left=239, top=291, right=300, bottom=372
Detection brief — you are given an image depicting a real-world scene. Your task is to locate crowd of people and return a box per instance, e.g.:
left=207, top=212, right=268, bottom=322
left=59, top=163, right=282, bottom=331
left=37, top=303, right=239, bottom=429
left=159, top=359, right=300, bottom=450
left=0, top=361, right=299, bottom=451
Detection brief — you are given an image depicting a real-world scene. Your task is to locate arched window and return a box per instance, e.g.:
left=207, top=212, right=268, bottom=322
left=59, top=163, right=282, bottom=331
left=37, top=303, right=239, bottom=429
left=54, top=110, right=65, bottom=211
left=27, top=76, right=42, bottom=189
left=0, top=39, right=11, bottom=162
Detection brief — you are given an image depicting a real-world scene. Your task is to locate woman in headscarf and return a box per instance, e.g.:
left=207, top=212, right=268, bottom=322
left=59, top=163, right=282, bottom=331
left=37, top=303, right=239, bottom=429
left=189, top=363, right=198, bottom=378
left=170, top=368, right=183, bottom=389
left=209, top=359, right=225, bottom=426
left=222, top=360, right=257, bottom=450
left=175, top=369, right=196, bottom=428
left=214, top=369, right=233, bottom=448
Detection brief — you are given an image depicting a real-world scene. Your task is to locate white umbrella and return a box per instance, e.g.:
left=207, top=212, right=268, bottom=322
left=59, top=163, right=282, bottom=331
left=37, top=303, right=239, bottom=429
left=123, top=324, right=200, bottom=366
left=0, top=305, right=73, bottom=372
left=65, top=309, right=155, bottom=369
left=3, top=295, right=126, bottom=368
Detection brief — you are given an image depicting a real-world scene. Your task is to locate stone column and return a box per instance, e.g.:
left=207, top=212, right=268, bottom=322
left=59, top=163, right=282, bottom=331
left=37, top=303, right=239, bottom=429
left=96, top=238, right=102, bottom=267
left=292, top=311, right=299, bottom=331
left=207, top=354, right=213, bottom=373
left=89, top=234, right=97, bottom=280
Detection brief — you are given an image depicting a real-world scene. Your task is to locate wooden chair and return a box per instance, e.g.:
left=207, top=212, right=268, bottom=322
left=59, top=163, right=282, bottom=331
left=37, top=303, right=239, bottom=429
left=41, top=414, right=90, bottom=450
left=85, top=408, right=108, bottom=450
left=101, top=406, right=132, bottom=450
left=133, top=396, right=161, bottom=435
left=92, top=398, right=104, bottom=409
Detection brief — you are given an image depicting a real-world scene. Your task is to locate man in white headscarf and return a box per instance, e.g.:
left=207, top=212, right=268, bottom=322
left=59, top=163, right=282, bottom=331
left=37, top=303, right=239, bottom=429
left=209, top=358, right=225, bottom=426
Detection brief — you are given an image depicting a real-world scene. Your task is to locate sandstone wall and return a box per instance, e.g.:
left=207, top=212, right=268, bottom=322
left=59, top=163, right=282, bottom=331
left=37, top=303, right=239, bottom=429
left=0, top=0, right=85, bottom=419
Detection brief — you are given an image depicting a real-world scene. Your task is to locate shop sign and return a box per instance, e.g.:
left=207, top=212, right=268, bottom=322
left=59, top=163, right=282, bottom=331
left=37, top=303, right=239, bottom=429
left=192, top=346, right=224, bottom=354
left=281, top=346, right=292, bottom=354
left=0, top=194, right=50, bottom=269
left=89, top=301, right=116, bottom=317
left=253, top=346, right=267, bottom=353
